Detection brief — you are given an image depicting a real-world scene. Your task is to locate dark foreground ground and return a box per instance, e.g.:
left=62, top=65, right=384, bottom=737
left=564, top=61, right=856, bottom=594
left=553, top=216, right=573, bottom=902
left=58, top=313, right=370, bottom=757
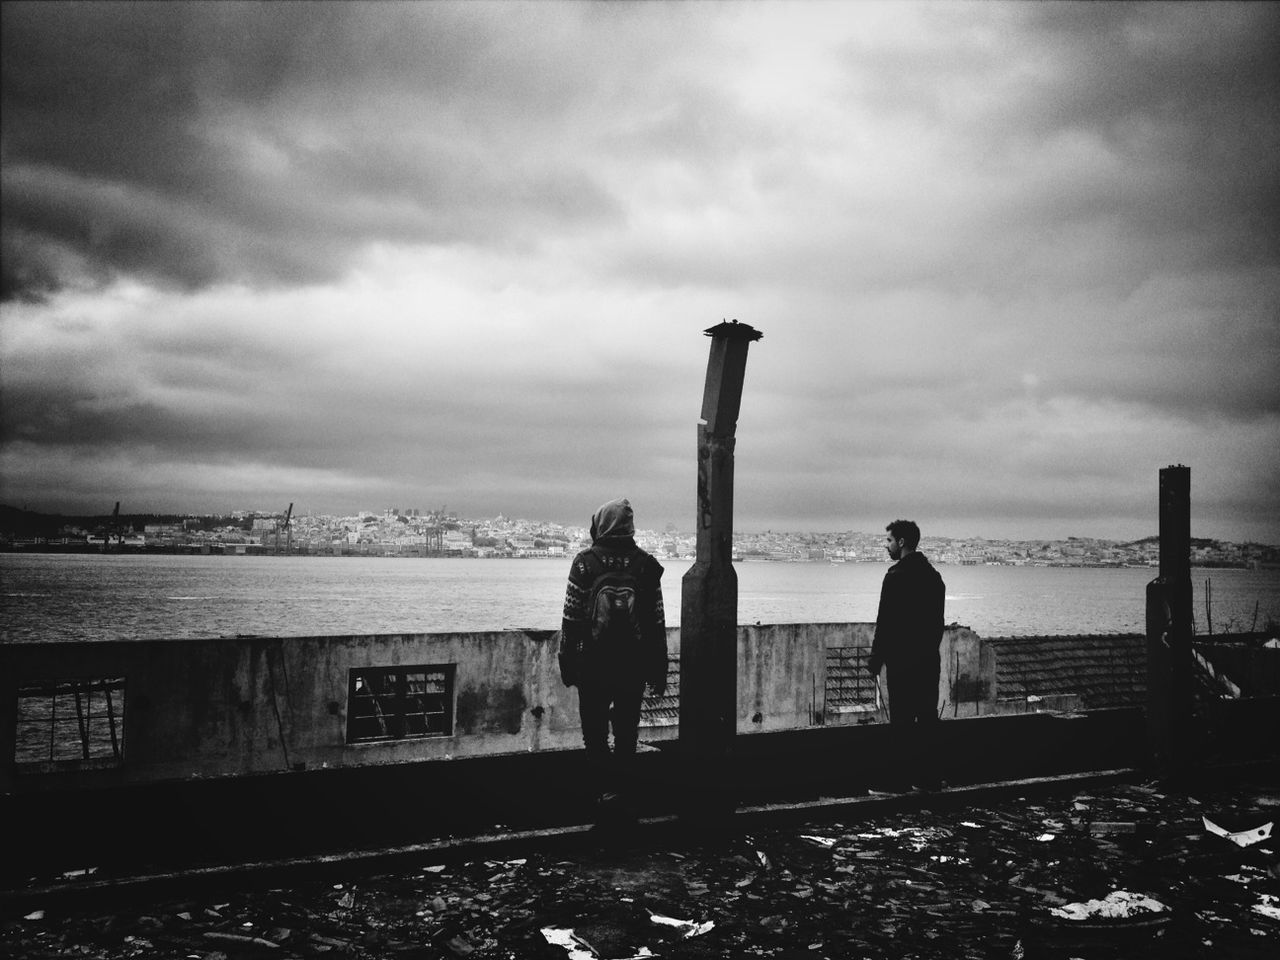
left=4, top=770, right=1278, bottom=960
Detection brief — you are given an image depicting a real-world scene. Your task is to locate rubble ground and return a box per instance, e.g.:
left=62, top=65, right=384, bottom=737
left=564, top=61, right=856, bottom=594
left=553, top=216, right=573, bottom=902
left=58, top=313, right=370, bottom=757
left=5, top=776, right=1279, bottom=960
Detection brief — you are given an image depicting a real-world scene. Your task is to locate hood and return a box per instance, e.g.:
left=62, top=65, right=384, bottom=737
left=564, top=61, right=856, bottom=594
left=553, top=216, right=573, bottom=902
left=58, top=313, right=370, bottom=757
left=590, top=497, right=635, bottom=543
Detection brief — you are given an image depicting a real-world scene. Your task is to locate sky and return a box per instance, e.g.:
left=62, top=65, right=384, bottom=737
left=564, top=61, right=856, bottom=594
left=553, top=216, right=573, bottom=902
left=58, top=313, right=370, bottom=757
left=2, top=1, right=1278, bottom=543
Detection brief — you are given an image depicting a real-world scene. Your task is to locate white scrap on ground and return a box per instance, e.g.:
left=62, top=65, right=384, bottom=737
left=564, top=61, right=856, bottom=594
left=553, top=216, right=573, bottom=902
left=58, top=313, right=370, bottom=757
left=800, top=835, right=837, bottom=848
left=1202, top=815, right=1273, bottom=848
left=1050, top=890, right=1168, bottom=921
left=853, top=825, right=951, bottom=851
left=648, top=910, right=715, bottom=938
left=540, top=926, right=597, bottom=959
left=1254, top=893, right=1280, bottom=921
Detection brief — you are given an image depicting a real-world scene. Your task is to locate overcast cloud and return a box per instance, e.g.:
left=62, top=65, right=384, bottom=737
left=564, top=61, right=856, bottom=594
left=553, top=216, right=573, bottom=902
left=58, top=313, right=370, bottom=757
left=2, top=1, right=1278, bottom=542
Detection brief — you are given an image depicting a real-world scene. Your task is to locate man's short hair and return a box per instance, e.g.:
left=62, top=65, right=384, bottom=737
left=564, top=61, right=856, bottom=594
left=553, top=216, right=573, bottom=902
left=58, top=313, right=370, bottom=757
left=886, top=519, right=921, bottom=550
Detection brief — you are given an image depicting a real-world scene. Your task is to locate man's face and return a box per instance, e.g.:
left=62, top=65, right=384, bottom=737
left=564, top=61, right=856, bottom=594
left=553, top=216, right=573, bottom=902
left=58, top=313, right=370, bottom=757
left=885, top=533, right=904, bottom=561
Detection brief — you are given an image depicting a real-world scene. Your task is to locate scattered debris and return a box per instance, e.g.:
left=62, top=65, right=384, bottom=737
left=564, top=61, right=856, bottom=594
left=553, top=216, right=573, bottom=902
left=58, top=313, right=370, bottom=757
left=540, top=926, right=596, bottom=959
left=443, top=932, right=478, bottom=956
left=648, top=911, right=715, bottom=938
left=1089, top=821, right=1139, bottom=835
left=800, top=835, right=837, bottom=848
left=7, top=778, right=1279, bottom=959
left=1203, top=815, right=1273, bottom=848
left=1050, top=890, right=1169, bottom=922
left=1254, top=893, right=1280, bottom=922
left=203, top=930, right=281, bottom=949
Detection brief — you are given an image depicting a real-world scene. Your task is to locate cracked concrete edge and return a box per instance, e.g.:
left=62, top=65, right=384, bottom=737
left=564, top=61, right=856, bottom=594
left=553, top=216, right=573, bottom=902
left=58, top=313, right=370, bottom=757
left=11, top=757, right=1280, bottom=916
left=1, top=766, right=1155, bottom=916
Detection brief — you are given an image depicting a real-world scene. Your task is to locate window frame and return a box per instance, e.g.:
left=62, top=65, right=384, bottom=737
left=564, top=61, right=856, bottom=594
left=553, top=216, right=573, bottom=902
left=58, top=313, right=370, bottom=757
left=346, top=664, right=455, bottom=744
left=14, top=677, right=127, bottom=773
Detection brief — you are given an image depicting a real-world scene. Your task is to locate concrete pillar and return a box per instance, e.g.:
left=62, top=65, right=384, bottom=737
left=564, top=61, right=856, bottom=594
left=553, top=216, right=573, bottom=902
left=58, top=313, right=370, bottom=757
left=680, top=321, right=762, bottom=816
left=1146, top=464, right=1193, bottom=770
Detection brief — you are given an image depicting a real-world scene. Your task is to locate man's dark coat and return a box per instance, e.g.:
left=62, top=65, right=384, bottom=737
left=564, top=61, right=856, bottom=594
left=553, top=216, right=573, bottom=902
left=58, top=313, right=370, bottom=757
left=869, top=550, right=945, bottom=676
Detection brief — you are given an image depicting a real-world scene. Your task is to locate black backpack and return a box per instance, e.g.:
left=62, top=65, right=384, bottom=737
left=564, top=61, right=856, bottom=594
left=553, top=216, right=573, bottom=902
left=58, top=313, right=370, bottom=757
left=584, top=546, right=645, bottom=656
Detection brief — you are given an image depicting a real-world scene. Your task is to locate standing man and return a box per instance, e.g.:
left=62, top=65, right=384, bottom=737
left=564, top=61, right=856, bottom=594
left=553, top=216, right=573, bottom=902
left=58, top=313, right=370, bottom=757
left=559, top=497, right=668, bottom=822
left=868, top=519, right=946, bottom=790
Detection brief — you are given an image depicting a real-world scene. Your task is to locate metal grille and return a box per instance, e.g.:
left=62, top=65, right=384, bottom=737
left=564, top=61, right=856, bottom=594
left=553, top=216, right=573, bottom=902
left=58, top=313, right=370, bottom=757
left=347, top=666, right=453, bottom=743
left=825, top=647, right=877, bottom=711
left=15, top=677, right=126, bottom=769
left=640, top=655, right=680, bottom=727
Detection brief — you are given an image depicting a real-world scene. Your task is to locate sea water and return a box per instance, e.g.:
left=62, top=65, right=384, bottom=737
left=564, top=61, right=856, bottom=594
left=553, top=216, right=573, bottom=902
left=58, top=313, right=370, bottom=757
left=2, top=553, right=1278, bottom=643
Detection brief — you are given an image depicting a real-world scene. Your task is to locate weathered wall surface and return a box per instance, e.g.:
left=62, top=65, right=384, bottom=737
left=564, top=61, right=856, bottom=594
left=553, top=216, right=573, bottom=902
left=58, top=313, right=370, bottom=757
left=740, top=623, right=869, bottom=731
left=1, top=623, right=1055, bottom=793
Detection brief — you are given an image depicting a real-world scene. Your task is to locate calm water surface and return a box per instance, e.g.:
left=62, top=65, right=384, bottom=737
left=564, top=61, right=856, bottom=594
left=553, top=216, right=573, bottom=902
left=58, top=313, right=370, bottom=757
left=2, top=554, right=1278, bottom=642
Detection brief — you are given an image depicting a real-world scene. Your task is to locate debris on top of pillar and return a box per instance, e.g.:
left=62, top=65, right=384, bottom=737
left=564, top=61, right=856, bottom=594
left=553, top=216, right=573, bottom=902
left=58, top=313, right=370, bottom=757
left=699, top=320, right=763, bottom=435
left=704, top=319, right=763, bottom=342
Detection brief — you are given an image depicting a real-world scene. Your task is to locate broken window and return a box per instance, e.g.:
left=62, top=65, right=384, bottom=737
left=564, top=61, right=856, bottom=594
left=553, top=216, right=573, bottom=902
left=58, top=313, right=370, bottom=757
left=347, top=666, right=454, bottom=744
left=825, top=647, right=878, bottom=718
left=14, top=678, right=126, bottom=771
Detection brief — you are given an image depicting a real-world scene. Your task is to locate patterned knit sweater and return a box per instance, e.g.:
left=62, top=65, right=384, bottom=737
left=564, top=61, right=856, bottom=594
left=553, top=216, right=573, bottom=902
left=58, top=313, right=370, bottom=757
left=559, top=537, right=667, bottom=688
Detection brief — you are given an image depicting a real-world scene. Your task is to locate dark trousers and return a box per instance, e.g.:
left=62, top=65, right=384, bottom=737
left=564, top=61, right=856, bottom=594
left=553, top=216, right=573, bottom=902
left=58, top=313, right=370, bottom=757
left=577, top=673, right=648, bottom=801
left=886, top=656, right=941, bottom=786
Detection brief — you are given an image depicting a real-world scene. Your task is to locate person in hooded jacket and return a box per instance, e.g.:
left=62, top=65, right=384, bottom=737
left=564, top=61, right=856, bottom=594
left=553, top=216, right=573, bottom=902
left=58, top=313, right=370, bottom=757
left=868, top=518, right=946, bottom=790
left=559, top=497, right=668, bottom=816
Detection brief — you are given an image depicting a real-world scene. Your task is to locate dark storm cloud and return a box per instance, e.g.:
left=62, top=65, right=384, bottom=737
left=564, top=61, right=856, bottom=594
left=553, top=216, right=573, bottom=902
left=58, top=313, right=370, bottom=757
left=0, top=1, right=626, bottom=300
left=1002, top=4, right=1280, bottom=284
left=1, top=286, right=689, bottom=494
left=3, top=1, right=1278, bottom=542
left=827, top=2, right=1280, bottom=287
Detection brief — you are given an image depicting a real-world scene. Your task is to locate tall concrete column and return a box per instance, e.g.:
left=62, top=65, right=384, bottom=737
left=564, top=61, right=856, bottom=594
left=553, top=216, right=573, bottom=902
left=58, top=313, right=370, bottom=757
left=680, top=320, right=762, bottom=816
left=1146, top=464, right=1193, bottom=771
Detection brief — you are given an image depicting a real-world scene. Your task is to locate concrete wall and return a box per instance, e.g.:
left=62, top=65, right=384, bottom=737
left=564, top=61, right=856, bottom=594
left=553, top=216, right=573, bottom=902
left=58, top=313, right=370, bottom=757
left=1, top=623, right=994, bottom=793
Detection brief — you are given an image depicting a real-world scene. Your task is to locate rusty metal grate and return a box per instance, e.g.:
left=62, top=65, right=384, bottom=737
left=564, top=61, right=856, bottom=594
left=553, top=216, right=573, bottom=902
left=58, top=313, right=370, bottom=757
left=15, top=677, right=126, bottom=771
left=640, top=655, right=680, bottom=727
left=825, top=647, right=877, bottom=712
left=347, top=666, right=454, bottom=743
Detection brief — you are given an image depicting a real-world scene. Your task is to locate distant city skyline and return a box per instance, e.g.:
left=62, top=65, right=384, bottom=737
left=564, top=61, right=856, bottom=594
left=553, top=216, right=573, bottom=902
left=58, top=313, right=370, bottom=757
left=3, top=3, right=1277, bottom=545
left=6, top=499, right=1278, bottom=551
left=9, top=503, right=1278, bottom=570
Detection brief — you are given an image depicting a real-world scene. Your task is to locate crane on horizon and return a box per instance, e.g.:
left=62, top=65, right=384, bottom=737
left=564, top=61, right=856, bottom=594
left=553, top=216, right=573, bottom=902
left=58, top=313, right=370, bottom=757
left=276, top=502, right=293, bottom=555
